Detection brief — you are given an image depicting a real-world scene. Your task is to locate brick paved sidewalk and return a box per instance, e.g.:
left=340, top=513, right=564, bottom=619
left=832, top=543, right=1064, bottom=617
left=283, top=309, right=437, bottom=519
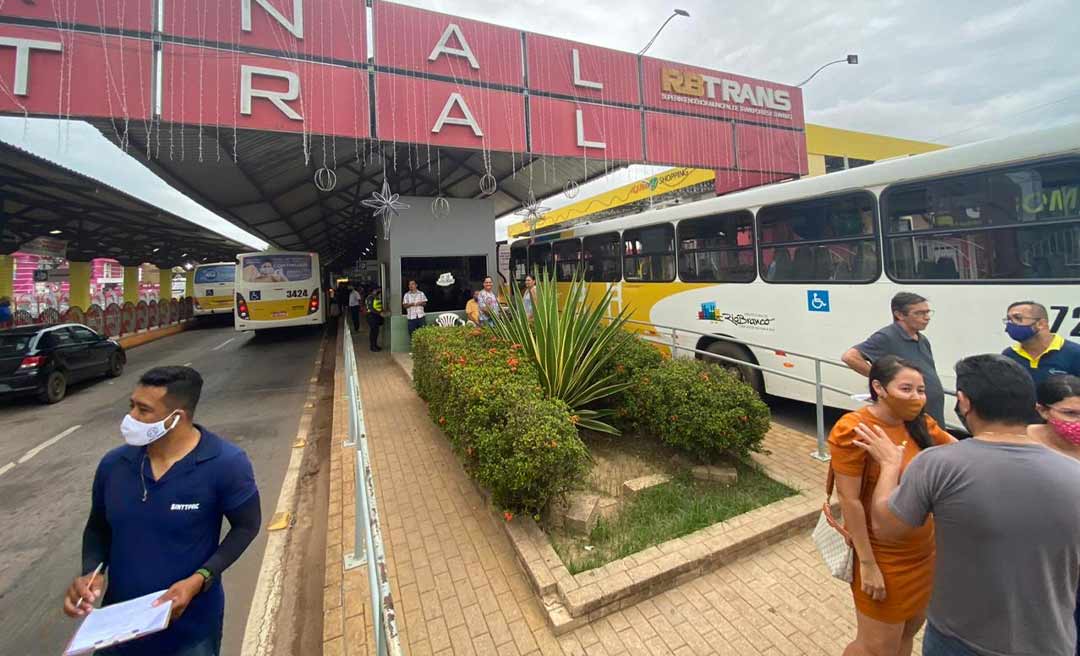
left=324, top=337, right=897, bottom=655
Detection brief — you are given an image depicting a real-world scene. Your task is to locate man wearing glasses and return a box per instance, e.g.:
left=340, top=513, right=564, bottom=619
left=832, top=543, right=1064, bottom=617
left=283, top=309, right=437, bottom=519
left=842, top=292, right=946, bottom=426
left=1001, top=301, right=1080, bottom=385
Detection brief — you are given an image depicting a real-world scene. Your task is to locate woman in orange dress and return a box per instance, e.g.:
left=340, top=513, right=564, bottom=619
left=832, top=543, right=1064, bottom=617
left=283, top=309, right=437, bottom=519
left=828, top=355, right=956, bottom=656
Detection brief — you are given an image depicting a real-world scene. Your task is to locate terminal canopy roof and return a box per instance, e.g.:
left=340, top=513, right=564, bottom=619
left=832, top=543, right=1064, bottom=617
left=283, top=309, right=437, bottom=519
left=0, top=141, right=247, bottom=268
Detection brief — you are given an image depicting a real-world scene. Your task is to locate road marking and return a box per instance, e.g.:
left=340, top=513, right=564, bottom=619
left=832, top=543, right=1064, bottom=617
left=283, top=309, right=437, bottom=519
left=17, top=425, right=82, bottom=464
left=183, top=362, right=193, bottom=367
left=0, top=462, right=15, bottom=477
left=211, top=337, right=235, bottom=351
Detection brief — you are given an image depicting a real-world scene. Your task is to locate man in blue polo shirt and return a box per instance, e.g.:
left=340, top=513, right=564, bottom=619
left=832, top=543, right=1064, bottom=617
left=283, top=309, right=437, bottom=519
left=1002, top=301, right=1080, bottom=385
left=63, top=366, right=260, bottom=655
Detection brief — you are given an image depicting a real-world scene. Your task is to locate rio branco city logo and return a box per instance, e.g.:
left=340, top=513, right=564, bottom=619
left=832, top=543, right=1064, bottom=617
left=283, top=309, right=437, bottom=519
left=697, top=302, right=776, bottom=332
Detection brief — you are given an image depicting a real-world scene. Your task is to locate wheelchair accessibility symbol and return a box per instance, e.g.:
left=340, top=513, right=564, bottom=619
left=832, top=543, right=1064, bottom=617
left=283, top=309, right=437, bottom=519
left=807, top=290, right=830, bottom=313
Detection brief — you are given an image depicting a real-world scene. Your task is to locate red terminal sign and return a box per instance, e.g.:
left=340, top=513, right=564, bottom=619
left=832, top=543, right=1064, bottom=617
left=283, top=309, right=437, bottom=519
left=0, top=0, right=807, bottom=174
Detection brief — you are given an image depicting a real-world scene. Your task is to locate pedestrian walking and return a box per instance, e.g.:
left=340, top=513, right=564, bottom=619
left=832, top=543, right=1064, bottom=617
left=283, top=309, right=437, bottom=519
left=1002, top=301, right=1080, bottom=385
left=854, top=354, right=1080, bottom=656
left=828, top=355, right=955, bottom=656
left=365, top=288, right=384, bottom=351
left=348, top=286, right=362, bottom=331
left=842, top=292, right=945, bottom=427
left=402, top=280, right=428, bottom=340
left=476, top=276, right=499, bottom=327
left=522, top=274, right=538, bottom=320
left=64, top=366, right=260, bottom=656
left=0, top=295, right=12, bottom=328
left=1028, top=375, right=1080, bottom=655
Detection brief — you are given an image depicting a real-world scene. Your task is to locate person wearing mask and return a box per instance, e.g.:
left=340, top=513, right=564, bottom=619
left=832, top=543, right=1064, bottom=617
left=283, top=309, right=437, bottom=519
left=842, top=292, right=945, bottom=427
left=854, top=355, right=1080, bottom=656
left=476, top=276, right=499, bottom=327
left=522, top=274, right=538, bottom=320
left=347, top=286, right=362, bottom=332
left=402, top=280, right=428, bottom=340
left=828, top=355, right=955, bottom=656
left=1030, top=375, right=1080, bottom=656
left=64, top=367, right=260, bottom=656
left=1002, top=301, right=1080, bottom=385
left=464, top=289, right=480, bottom=326
left=365, top=288, right=384, bottom=352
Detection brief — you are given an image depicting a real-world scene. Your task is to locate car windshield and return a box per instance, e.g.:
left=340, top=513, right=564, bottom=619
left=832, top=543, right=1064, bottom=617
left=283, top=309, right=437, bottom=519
left=0, top=333, right=33, bottom=356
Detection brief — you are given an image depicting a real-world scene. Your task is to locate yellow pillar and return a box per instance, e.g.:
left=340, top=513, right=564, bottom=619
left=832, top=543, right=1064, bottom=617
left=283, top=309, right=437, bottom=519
left=123, top=266, right=140, bottom=305
left=68, top=261, right=91, bottom=311
left=0, top=254, right=13, bottom=299
left=158, top=268, right=173, bottom=301
left=184, top=270, right=194, bottom=298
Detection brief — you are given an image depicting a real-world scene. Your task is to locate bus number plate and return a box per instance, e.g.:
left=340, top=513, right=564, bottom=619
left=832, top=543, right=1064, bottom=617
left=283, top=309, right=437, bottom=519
left=285, top=289, right=308, bottom=298
left=273, top=311, right=287, bottom=318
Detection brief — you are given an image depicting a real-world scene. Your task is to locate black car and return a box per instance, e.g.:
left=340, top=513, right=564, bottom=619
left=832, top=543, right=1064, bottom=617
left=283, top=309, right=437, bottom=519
left=0, top=324, right=126, bottom=403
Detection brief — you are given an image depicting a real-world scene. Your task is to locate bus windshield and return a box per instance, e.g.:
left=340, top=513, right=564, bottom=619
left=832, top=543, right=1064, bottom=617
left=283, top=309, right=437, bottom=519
left=194, top=264, right=236, bottom=284
left=239, top=254, right=313, bottom=284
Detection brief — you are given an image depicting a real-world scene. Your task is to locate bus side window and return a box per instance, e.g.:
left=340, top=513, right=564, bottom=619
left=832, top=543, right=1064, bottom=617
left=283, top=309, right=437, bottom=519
left=583, top=232, right=622, bottom=283
left=677, top=211, right=755, bottom=283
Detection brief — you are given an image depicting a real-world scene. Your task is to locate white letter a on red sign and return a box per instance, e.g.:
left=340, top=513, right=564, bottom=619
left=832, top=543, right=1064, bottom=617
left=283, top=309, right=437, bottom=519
left=432, top=93, right=483, bottom=137
left=428, top=23, right=479, bottom=69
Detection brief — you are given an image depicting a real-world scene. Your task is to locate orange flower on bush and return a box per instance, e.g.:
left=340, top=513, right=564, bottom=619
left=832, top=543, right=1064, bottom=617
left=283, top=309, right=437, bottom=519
left=469, top=328, right=482, bottom=337
left=438, top=416, right=446, bottom=425
left=457, top=356, right=467, bottom=365
left=488, top=348, right=498, bottom=354
left=670, top=414, right=678, bottom=422
left=510, top=343, right=522, bottom=351
left=615, top=364, right=626, bottom=373
left=503, top=511, right=514, bottom=522
left=549, top=440, right=558, bottom=448
left=569, top=415, right=580, bottom=425
left=700, top=373, right=710, bottom=382
left=507, top=357, right=519, bottom=368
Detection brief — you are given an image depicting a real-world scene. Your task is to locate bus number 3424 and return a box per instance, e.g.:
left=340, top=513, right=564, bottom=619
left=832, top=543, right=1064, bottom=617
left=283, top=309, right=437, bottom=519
left=285, top=289, right=309, bottom=298
left=1050, top=306, right=1080, bottom=337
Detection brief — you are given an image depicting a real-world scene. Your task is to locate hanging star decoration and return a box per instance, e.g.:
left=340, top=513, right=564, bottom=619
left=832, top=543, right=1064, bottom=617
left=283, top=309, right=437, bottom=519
left=515, top=193, right=550, bottom=235
left=361, top=179, right=410, bottom=239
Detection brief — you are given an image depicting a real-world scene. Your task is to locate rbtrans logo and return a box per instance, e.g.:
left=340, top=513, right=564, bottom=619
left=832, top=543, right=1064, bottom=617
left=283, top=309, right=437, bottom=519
left=697, top=302, right=776, bottom=331
left=656, top=67, right=794, bottom=112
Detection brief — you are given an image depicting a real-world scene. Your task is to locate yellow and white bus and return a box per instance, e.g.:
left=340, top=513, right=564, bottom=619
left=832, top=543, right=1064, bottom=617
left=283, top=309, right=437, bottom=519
left=192, top=262, right=236, bottom=317
left=234, top=251, right=324, bottom=332
left=509, top=123, right=1079, bottom=425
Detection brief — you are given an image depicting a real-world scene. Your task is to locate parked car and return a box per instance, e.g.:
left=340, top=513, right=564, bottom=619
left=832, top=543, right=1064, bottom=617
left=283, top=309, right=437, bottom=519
left=0, top=324, right=126, bottom=403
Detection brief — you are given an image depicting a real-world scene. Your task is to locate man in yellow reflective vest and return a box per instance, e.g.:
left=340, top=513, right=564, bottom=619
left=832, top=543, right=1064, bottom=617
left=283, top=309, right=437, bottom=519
left=364, top=288, right=385, bottom=352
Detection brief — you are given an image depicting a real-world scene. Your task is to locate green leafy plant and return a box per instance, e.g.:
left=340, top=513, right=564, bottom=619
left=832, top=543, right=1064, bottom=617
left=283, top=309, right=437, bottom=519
left=633, top=358, right=771, bottom=461
left=411, top=325, right=589, bottom=513
left=490, top=269, right=634, bottom=434
left=598, top=335, right=665, bottom=431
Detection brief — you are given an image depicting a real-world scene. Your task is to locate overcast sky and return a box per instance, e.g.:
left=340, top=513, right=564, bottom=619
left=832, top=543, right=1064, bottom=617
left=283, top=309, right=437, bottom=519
left=3, top=0, right=1078, bottom=248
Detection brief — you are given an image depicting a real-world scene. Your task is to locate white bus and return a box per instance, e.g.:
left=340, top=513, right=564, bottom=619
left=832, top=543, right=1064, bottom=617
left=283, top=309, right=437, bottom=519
left=509, top=124, right=1079, bottom=425
left=192, top=262, right=236, bottom=317
left=234, top=251, right=324, bottom=332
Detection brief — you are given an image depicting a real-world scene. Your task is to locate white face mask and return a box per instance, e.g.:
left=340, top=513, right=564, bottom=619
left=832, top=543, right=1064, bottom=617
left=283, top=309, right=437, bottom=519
left=121, top=411, right=181, bottom=447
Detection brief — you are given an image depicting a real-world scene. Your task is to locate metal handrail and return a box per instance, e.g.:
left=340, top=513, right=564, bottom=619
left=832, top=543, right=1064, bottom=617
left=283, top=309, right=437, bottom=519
left=341, top=320, right=401, bottom=656
left=621, top=318, right=861, bottom=461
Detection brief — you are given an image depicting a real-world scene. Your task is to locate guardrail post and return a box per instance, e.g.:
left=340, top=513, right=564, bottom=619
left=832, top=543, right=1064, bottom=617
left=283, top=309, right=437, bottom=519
left=810, top=360, right=831, bottom=462
left=670, top=327, right=678, bottom=354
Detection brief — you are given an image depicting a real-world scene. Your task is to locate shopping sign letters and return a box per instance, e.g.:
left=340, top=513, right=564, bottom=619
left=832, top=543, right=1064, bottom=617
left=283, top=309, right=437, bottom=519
left=0, top=0, right=806, bottom=173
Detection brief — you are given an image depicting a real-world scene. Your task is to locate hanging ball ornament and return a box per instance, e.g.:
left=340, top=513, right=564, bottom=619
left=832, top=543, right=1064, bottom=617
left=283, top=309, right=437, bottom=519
left=431, top=195, right=451, bottom=220
left=314, top=167, right=338, bottom=192
left=563, top=179, right=580, bottom=199
left=478, top=173, right=498, bottom=198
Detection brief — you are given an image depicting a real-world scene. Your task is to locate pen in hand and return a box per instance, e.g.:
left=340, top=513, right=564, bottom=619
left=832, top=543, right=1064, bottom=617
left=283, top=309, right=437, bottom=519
left=75, top=563, right=103, bottom=613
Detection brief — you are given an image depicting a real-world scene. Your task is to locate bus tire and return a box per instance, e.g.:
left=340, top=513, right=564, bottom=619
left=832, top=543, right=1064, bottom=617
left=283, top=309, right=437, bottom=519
left=704, top=341, right=764, bottom=397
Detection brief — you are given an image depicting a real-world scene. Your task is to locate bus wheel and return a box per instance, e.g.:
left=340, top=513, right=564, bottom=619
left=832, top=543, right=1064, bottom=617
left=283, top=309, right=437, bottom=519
left=705, top=341, right=764, bottom=397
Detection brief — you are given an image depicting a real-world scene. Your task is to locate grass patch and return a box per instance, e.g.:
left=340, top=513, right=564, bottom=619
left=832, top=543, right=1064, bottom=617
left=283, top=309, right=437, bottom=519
left=549, top=464, right=795, bottom=574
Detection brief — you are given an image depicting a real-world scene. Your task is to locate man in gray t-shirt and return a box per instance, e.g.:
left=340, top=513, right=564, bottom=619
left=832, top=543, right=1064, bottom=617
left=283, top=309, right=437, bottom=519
left=843, top=292, right=945, bottom=426
left=855, top=355, right=1080, bottom=656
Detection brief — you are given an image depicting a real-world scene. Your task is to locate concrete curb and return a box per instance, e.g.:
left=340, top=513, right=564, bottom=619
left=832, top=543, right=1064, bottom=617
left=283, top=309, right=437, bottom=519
left=240, top=330, right=330, bottom=656
left=117, top=322, right=191, bottom=349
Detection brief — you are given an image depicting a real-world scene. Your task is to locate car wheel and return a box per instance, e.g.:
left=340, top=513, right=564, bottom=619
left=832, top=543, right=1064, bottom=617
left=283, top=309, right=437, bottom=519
left=39, top=371, right=67, bottom=404
left=107, top=352, right=124, bottom=378
left=704, top=341, right=764, bottom=397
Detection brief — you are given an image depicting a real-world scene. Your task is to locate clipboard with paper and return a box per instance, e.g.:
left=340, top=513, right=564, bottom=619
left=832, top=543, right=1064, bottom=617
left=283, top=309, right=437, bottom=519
left=64, top=590, right=172, bottom=655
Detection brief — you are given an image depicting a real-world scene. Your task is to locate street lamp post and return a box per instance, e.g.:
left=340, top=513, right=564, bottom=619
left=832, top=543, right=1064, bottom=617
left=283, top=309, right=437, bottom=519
left=638, top=9, right=690, bottom=56
left=796, top=54, right=859, bottom=87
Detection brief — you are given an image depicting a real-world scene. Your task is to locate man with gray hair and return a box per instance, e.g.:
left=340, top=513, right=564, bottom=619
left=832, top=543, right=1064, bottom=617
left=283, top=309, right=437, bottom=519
left=1002, top=300, right=1080, bottom=385
left=842, top=292, right=945, bottom=426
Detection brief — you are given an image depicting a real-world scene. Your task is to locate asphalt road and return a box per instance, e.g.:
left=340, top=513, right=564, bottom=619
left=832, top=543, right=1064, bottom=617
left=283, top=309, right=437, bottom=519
left=0, top=319, right=325, bottom=656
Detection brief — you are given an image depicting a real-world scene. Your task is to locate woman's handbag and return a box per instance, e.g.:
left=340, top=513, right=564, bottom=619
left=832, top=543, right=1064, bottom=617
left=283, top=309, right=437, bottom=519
left=811, top=466, right=868, bottom=583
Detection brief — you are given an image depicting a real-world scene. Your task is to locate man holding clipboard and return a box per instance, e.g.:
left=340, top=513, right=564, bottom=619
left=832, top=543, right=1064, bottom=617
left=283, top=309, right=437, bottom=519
left=63, top=367, right=261, bottom=655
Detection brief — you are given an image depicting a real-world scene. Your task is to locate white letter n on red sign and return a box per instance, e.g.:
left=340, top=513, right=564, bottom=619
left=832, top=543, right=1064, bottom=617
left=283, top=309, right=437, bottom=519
left=242, top=0, right=304, bottom=39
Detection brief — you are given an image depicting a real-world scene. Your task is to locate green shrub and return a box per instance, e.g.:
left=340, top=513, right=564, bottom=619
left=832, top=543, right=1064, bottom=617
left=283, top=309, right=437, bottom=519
left=598, top=335, right=665, bottom=431
left=633, top=358, right=770, bottom=461
left=410, top=325, right=589, bottom=513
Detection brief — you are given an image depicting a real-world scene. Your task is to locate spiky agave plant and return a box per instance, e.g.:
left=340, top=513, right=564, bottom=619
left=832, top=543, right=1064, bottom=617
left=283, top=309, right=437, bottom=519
left=490, top=268, right=634, bottom=434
